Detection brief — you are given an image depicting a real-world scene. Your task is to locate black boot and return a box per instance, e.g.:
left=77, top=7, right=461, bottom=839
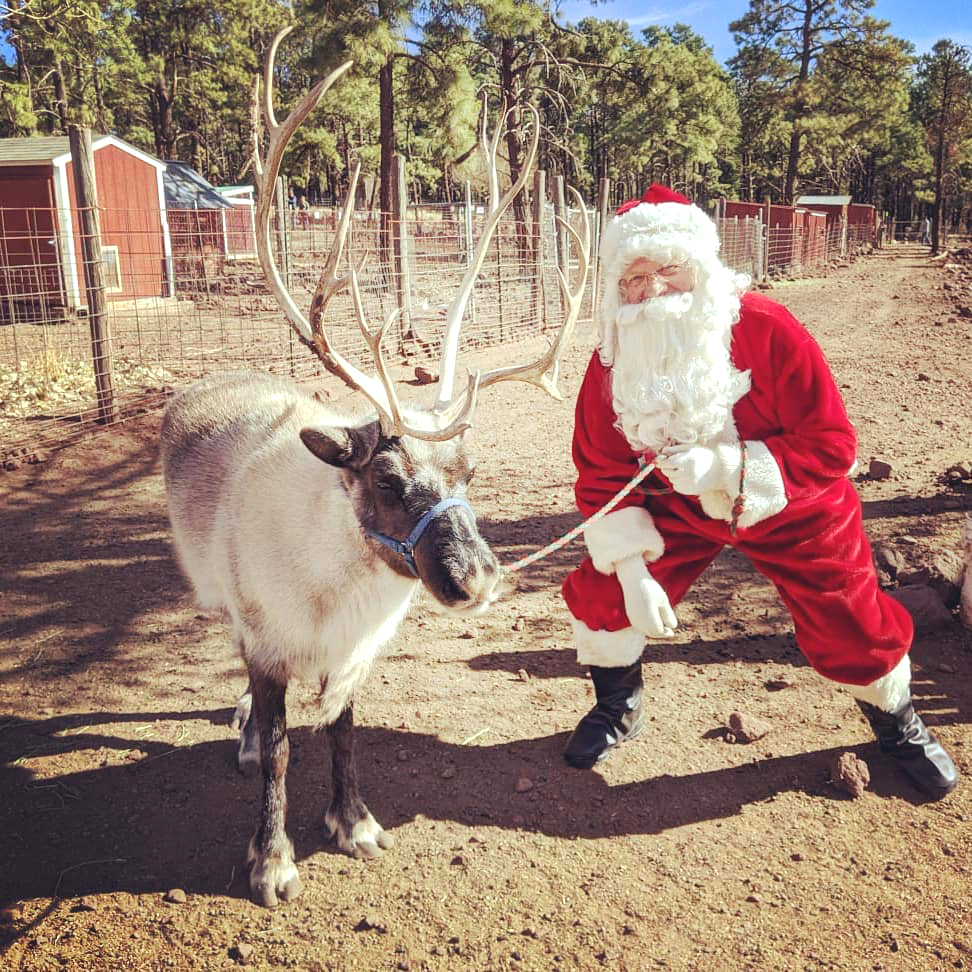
left=564, top=662, right=644, bottom=769
left=856, top=695, right=959, bottom=798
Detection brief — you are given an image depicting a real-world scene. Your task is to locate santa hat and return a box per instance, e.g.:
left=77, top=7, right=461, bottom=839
left=600, top=184, right=721, bottom=285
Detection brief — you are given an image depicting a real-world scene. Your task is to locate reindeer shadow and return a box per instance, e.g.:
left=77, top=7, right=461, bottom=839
left=0, top=694, right=947, bottom=917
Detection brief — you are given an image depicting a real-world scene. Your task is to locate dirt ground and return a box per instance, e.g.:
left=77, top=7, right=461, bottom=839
left=1, top=242, right=971, bottom=972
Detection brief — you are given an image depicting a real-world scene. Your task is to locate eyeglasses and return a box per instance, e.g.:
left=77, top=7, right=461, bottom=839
left=618, top=263, right=688, bottom=298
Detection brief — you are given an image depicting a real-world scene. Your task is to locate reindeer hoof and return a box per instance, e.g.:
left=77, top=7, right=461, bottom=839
left=248, top=837, right=301, bottom=907
left=249, top=864, right=302, bottom=908
left=352, top=829, right=395, bottom=860
left=325, top=808, right=393, bottom=859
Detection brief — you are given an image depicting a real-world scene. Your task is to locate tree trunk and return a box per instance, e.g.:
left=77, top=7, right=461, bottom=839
left=931, top=58, right=953, bottom=255
left=153, top=76, right=176, bottom=159
left=499, top=38, right=530, bottom=263
left=52, top=60, right=68, bottom=131
left=379, top=50, right=394, bottom=268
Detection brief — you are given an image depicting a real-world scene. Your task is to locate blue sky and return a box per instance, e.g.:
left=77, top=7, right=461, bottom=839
left=1, top=2, right=966, bottom=68
left=555, top=0, right=971, bottom=66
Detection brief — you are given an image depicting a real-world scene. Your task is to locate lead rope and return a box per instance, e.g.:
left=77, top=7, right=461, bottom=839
left=502, top=461, right=658, bottom=575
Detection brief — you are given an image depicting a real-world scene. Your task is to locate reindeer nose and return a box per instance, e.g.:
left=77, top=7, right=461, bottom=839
left=449, top=546, right=500, bottom=613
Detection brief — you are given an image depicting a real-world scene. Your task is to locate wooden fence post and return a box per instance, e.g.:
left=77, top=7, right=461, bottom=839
left=763, top=195, right=772, bottom=280
left=463, top=180, right=476, bottom=330
left=275, top=175, right=291, bottom=289
left=274, top=176, right=296, bottom=375
left=553, top=175, right=568, bottom=318
left=68, top=124, right=116, bottom=424
left=391, top=154, right=414, bottom=346
left=532, top=169, right=546, bottom=331
left=593, top=177, right=611, bottom=332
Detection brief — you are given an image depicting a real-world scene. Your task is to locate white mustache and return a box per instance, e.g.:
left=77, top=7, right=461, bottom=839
left=615, top=291, right=694, bottom=327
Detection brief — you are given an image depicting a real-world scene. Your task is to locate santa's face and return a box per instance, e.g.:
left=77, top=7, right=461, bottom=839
left=618, top=257, right=696, bottom=303
left=609, top=254, right=750, bottom=454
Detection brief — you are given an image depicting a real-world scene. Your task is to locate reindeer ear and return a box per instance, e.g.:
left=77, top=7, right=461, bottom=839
left=300, top=421, right=381, bottom=470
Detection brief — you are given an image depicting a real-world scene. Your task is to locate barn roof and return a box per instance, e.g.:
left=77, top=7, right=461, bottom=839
left=0, top=135, right=73, bottom=163
left=796, top=194, right=852, bottom=206
left=163, top=161, right=234, bottom=210
left=0, top=134, right=165, bottom=169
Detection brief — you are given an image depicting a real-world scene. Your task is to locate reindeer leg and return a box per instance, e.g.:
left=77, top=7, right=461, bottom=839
left=246, top=670, right=302, bottom=907
left=324, top=703, right=394, bottom=859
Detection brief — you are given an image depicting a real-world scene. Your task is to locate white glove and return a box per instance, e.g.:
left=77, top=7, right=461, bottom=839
left=615, top=553, right=677, bottom=638
left=656, top=442, right=741, bottom=496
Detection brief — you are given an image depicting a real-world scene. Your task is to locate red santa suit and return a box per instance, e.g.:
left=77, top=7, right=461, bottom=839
left=562, top=188, right=913, bottom=711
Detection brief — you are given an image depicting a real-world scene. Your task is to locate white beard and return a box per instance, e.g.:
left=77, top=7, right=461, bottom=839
left=610, top=285, right=751, bottom=454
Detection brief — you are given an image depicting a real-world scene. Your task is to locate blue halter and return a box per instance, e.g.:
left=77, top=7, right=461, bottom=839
left=365, top=496, right=473, bottom=578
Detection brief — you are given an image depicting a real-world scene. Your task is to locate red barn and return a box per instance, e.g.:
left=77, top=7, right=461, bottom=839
left=0, top=134, right=172, bottom=321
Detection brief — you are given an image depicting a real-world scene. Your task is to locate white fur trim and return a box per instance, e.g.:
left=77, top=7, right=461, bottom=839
left=584, top=505, right=665, bottom=574
left=697, top=440, right=787, bottom=529
left=843, top=654, right=912, bottom=712
left=571, top=618, right=646, bottom=667
left=600, top=201, right=720, bottom=278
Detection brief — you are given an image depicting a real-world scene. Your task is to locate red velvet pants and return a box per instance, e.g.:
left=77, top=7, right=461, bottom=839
left=562, top=479, right=912, bottom=686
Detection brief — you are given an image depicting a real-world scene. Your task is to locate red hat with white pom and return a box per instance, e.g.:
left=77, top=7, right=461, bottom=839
left=600, top=184, right=721, bottom=284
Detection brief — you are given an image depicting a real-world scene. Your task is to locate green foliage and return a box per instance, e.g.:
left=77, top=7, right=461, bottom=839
left=729, top=0, right=909, bottom=202
left=912, top=40, right=972, bottom=236
left=2, top=0, right=967, bottom=214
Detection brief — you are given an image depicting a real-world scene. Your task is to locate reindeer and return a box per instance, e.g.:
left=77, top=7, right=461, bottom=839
left=160, top=27, right=590, bottom=907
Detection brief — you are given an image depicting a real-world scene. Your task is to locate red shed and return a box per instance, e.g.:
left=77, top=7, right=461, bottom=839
left=0, top=134, right=172, bottom=320
left=846, top=203, right=877, bottom=249
left=723, top=200, right=804, bottom=272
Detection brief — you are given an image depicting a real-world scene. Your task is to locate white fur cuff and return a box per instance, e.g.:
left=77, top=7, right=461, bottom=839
left=698, top=440, right=787, bottom=529
left=584, top=505, right=665, bottom=574
left=843, top=654, right=912, bottom=713
left=571, top=618, right=646, bottom=667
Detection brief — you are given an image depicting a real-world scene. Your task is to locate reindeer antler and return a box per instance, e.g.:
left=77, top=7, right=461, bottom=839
left=253, top=28, right=588, bottom=442
left=472, top=187, right=591, bottom=400
left=432, top=97, right=591, bottom=415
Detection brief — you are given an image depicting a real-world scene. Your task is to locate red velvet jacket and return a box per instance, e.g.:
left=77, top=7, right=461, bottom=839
left=573, top=291, right=858, bottom=524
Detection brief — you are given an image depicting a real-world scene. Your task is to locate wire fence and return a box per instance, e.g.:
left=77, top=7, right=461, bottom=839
left=0, top=197, right=879, bottom=464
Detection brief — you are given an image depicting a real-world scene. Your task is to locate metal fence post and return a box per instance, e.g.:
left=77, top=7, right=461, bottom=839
left=68, top=124, right=116, bottom=424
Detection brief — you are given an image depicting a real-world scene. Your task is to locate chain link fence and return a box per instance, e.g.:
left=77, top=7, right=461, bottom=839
left=0, top=199, right=592, bottom=462
left=0, top=195, right=878, bottom=463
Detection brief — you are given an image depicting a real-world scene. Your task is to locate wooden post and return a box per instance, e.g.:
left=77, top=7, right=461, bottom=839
left=496, top=216, right=506, bottom=341
left=463, top=180, right=476, bottom=329
left=553, top=175, right=568, bottom=317
left=593, top=177, right=611, bottom=328
left=764, top=194, right=772, bottom=280
left=68, top=124, right=116, bottom=424
left=463, top=180, right=474, bottom=269
left=391, top=154, right=414, bottom=346
left=274, top=176, right=296, bottom=374
left=275, top=176, right=291, bottom=289
left=532, top=169, right=546, bottom=331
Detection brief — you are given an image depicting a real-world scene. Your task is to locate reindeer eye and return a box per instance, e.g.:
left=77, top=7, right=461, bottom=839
left=375, top=474, right=405, bottom=499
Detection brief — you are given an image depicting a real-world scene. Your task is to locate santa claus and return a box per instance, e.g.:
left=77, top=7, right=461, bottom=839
left=561, top=184, right=958, bottom=798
